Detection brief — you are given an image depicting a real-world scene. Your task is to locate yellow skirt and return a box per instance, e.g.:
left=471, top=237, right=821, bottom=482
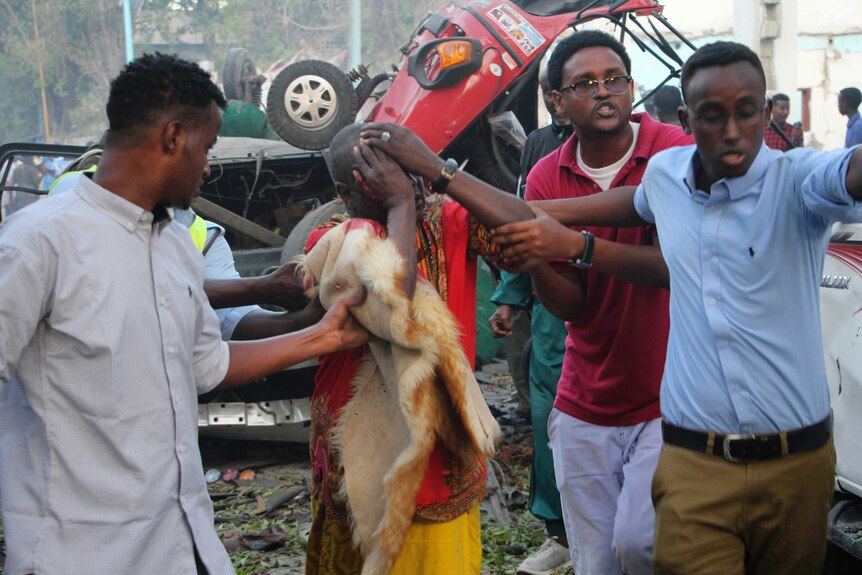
left=389, top=505, right=482, bottom=575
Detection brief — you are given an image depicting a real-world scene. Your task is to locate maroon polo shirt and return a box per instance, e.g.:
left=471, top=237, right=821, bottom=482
left=525, top=113, right=691, bottom=426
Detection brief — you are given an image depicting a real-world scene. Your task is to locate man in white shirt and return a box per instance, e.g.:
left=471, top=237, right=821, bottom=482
left=0, top=53, right=367, bottom=575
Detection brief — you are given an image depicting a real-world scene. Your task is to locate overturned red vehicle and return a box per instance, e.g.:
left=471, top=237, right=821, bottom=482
left=266, top=0, right=693, bottom=193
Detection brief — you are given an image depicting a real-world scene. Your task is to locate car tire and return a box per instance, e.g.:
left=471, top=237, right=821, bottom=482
left=280, top=199, right=349, bottom=264
left=223, top=47, right=258, bottom=102
left=266, top=60, right=358, bottom=150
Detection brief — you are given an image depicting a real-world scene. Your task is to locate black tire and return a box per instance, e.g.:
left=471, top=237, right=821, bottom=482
left=461, top=123, right=519, bottom=194
left=223, top=47, right=258, bottom=102
left=266, top=60, right=358, bottom=150
left=280, top=199, right=349, bottom=264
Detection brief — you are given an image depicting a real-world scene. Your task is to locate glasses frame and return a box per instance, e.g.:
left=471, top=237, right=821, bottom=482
left=690, top=100, right=768, bottom=132
left=559, top=75, right=633, bottom=100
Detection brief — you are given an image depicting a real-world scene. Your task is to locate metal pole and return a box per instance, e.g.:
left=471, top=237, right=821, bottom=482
left=30, top=0, right=51, bottom=143
left=123, top=0, right=134, bottom=63
left=349, top=0, right=361, bottom=69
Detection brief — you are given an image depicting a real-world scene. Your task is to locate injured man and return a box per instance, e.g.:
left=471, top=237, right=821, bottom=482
left=299, top=123, right=514, bottom=575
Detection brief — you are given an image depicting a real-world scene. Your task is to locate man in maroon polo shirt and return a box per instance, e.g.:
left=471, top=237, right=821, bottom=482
left=520, top=31, right=691, bottom=575
left=359, top=31, right=691, bottom=575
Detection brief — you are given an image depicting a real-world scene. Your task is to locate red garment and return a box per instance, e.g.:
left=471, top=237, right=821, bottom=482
left=525, top=113, right=692, bottom=426
left=306, top=200, right=487, bottom=524
left=764, top=121, right=802, bottom=151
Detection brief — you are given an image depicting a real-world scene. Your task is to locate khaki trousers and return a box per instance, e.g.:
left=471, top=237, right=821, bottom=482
left=652, top=439, right=835, bottom=575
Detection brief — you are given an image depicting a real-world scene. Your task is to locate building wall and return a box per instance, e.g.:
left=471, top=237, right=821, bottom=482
left=629, top=0, right=861, bottom=150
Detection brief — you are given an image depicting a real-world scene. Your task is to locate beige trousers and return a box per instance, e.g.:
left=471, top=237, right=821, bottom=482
left=652, top=439, right=835, bottom=575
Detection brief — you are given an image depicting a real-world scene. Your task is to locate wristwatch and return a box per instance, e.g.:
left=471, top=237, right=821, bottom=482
left=431, top=158, right=459, bottom=192
left=568, top=230, right=594, bottom=269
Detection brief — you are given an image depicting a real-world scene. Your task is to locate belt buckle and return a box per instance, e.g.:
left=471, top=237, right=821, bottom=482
left=722, top=433, right=755, bottom=463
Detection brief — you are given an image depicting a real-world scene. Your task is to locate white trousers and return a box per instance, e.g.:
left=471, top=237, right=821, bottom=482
left=548, top=408, right=662, bottom=575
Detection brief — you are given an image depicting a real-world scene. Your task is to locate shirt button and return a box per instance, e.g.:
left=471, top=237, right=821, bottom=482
left=708, top=207, right=715, bottom=213
left=167, top=346, right=176, bottom=355
left=125, top=222, right=135, bottom=231
left=709, top=297, right=717, bottom=306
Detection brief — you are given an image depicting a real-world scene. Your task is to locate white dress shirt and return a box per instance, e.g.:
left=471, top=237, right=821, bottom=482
left=0, top=176, right=233, bottom=574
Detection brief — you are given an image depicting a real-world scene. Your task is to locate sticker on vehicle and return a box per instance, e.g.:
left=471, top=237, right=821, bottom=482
left=486, top=4, right=546, bottom=56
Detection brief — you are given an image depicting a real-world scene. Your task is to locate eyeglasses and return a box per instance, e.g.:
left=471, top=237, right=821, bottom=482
left=692, top=101, right=766, bottom=132
left=560, top=75, right=632, bottom=99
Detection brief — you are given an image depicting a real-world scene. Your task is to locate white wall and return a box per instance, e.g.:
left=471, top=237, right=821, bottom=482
left=655, top=0, right=860, bottom=150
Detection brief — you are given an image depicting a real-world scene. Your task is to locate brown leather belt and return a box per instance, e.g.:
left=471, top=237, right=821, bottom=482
left=661, top=416, right=832, bottom=463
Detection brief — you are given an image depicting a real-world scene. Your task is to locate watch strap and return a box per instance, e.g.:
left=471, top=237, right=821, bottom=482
left=568, top=230, right=594, bottom=269
left=431, top=158, right=459, bottom=192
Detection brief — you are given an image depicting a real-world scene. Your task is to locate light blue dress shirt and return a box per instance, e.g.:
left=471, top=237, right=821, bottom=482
left=634, top=143, right=862, bottom=434
left=846, top=111, right=862, bottom=148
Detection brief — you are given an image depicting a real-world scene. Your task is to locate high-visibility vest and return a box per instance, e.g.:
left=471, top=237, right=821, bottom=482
left=188, top=214, right=207, bottom=252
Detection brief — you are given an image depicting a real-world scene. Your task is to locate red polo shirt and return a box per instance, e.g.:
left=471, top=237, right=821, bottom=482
left=525, top=113, right=691, bottom=426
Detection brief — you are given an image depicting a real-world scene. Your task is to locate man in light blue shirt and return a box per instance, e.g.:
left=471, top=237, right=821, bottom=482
left=492, top=42, right=862, bottom=575
left=839, top=87, right=862, bottom=148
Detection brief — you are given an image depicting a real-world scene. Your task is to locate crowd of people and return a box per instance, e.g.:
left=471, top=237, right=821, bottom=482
left=1, top=29, right=861, bottom=575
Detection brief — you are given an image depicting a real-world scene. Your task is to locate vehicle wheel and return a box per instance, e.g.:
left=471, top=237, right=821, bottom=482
left=280, top=199, right=349, bottom=264
left=461, top=123, right=519, bottom=194
left=266, top=60, right=358, bottom=150
left=223, top=47, right=258, bottom=102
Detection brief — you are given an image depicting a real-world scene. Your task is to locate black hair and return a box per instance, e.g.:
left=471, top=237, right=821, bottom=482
left=547, top=30, right=631, bottom=92
left=772, top=92, right=790, bottom=103
left=653, top=85, right=683, bottom=115
left=680, top=42, right=765, bottom=102
left=105, top=53, right=226, bottom=145
left=326, top=123, right=363, bottom=189
left=839, top=87, right=862, bottom=110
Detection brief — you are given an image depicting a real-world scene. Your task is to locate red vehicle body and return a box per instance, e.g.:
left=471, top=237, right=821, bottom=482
left=267, top=0, right=693, bottom=192
left=364, top=0, right=665, bottom=154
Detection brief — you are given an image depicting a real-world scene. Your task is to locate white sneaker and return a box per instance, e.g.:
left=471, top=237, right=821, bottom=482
left=516, top=537, right=573, bottom=575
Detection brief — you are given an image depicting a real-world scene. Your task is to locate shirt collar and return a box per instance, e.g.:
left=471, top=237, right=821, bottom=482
left=74, top=175, right=173, bottom=231
left=684, top=142, right=774, bottom=200
left=557, top=112, right=657, bottom=171
left=849, top=111, right=861, bottom=128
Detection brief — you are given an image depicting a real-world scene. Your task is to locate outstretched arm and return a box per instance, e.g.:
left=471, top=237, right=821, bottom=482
left=360, top=123, right=534, bottom=229
left=229, top=297, right=326, bottom=340
left=494, top=206, right=669, bottom=289
left=217, top=291, right=369, bottom=389
left=531, top=186, right=646, bottom=227
left=204, top=261, right=307, bottom=311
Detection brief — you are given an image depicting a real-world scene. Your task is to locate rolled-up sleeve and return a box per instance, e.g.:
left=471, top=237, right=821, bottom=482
left=801, top=146, right=862, bottom=223
left=193, top=299, right=231, bottom=394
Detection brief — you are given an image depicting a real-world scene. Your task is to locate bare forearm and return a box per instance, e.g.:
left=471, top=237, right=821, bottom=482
left=532, top=186, right=646, bottom=227
left=230, top=308, right=318, bottom=340
left=219, top=325, right=340, bottom=388
left=420, top=160, right=534, bottom=228
left=554, top=231, right=669, bottom=289
left=529, top=264, right=584, bottom=321
left=387, top=201, right=417, bottom=299
left=204, top=274, right=305, bottom=310
left=204, top=277, right=264, bottom=309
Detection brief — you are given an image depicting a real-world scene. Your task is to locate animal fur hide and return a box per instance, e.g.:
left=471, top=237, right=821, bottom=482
left=299, top=220, right=501, bottom=575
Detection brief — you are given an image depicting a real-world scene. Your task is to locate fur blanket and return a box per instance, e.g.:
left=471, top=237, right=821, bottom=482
left=299, top=219, right=501, bottom=575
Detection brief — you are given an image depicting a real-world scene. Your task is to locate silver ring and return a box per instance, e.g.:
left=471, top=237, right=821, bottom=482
left=381, top=131, right=391, bottom=143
